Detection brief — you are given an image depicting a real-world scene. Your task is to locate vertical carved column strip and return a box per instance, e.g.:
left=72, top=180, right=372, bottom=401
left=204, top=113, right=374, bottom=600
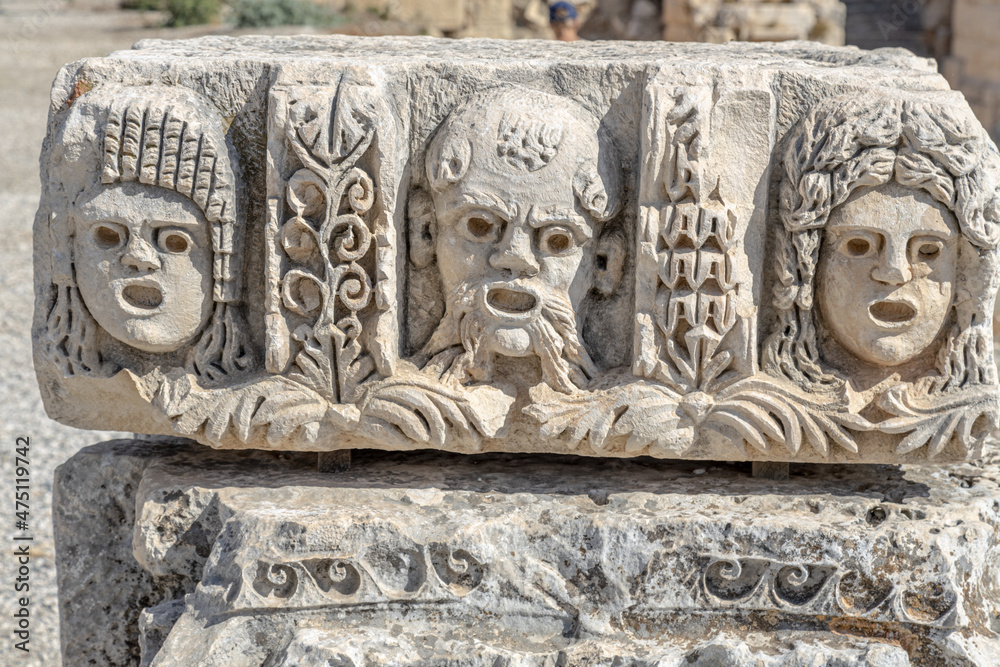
left=636, top=78, right=773, bottom=396
left=265, top=90, right=292, bottom=374
left=636, top=83, right=730, bottom=393
left=264, top=74, right=402, bottom=404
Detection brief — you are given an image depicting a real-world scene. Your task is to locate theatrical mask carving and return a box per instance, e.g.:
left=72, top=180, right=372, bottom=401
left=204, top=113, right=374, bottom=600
left=73, top=183, right=214, bottom=353
left=750, top=93, right=1000, bottom=460
left=817, top=183, right=959, bottom=367
left=43, top=86, right=249, bottom=382
left=769, top=94, right=1000, bottom=393
left=410, top=88, right=625, bottom=394
left=32, top=44, right=1000, bottom=461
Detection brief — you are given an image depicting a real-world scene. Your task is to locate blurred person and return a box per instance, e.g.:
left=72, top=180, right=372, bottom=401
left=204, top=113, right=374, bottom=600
left=550, top=1, right=580, bottom=41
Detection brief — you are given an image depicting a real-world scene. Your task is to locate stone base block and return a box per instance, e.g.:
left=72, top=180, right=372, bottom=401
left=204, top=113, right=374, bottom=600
left=55, top=440, right=1000, bottom=665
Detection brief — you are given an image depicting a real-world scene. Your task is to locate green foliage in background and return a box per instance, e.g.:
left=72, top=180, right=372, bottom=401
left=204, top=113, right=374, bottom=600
left=120, top=0, right=166, bottom=10
left=229, top=0, right=344, bottom=27
left=165, top=0, right=223, bottom=26
left=122, top=0, right=345, bottom=28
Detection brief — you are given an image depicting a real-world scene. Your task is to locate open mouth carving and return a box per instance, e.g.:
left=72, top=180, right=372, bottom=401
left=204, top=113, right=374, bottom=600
left=487, top=288, right=538, bottom=314
left=122, top=284, right=164, bottom=310
left=869, top=300, right=917, bottom=326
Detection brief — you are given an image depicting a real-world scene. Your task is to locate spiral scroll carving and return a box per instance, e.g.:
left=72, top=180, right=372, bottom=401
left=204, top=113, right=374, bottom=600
left=270, top=90, right=382, bottom=406
left=693, top=555, right=957, bottom=628
left=236, top=542, right=487, bottom=612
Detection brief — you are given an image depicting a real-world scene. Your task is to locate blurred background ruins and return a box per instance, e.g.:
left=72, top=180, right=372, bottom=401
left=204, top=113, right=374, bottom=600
left=2, top=0, right=991, bottom=142
left=0, top=0, right=998, bottom=664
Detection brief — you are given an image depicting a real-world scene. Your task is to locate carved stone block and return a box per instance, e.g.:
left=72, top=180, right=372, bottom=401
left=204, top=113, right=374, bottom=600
left=34, top=37, right=1000, bottom=463
left=54, top=440, right=1000, bottom=665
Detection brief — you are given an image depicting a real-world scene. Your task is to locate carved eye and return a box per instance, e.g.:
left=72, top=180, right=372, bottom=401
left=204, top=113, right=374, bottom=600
left=841, top=236, right=876, bottom=258
left=467, top=216, right=493, bottom=238
left=157, top=229, right=192, bottom=254
left=914, top=240, right=943, bottom=261
left=92, top=223, right=126, bottom=250
left=461, top=212, right=500, bottom=242
left=539, top=226, right=575, bottom=255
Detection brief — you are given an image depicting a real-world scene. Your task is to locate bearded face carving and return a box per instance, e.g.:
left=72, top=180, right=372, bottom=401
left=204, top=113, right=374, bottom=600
left=411, top=88, right=624, bottom=393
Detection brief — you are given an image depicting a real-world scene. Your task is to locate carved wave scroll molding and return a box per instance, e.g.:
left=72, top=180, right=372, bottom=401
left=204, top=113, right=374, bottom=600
left=223, top=544, right=486, bottom=613
left=206, top=542, right=960, bottom=631
left=663, top=555, right=960, bottom=629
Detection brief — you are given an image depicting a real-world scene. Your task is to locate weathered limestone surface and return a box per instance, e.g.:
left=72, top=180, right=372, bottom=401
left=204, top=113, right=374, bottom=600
left=55, top=438, right=1000, bottom=665
left=53, top=439, right=193, bottom=666
left=32, top=37, right=1000, bottom=465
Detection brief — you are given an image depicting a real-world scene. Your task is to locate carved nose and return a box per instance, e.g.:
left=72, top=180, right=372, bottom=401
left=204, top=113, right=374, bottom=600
left=870, top=247, right=911, bottom=286
left=489, top=226, right=539, bottom=277
left=121, top=236, right=161, bottom=272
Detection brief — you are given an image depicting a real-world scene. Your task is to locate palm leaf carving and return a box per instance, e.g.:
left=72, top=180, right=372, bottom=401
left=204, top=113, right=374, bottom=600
left=288, top=324, right=337, bottom=402
left=524, top=380, right=689, bottom=455
left=707, top=381, right=869, bottom=457
left=524, top=371, right=997, bottom=462
left=154, top=372, right=357, bottom=448
left=359, top=375, right=515, bottom=449
left=877, top=385, right=998, bottom=458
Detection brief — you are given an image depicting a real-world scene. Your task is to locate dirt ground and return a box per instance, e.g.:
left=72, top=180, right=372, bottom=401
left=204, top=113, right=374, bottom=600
left=0, top=3, right=335, bottom=664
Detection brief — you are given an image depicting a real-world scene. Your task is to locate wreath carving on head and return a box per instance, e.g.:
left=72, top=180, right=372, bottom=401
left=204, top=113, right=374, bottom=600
left=765, top=93, right=1000, bottom=393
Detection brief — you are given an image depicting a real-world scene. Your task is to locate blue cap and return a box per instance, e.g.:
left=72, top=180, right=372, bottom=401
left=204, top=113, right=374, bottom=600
left=550, top=1, right=578, bottom=23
